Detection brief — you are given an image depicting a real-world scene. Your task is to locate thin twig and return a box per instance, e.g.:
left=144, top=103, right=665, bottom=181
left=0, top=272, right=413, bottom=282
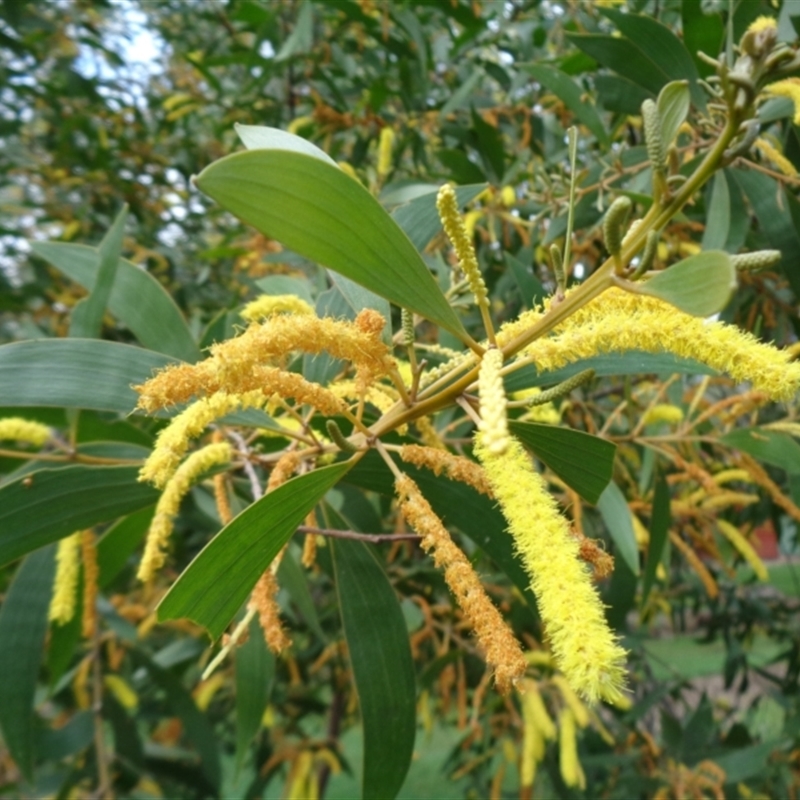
left=227, top=430, right=263, bottom=500
left=297, top=525, right=420, bottom=544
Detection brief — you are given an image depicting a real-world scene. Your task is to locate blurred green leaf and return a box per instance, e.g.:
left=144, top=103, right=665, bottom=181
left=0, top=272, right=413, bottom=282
left=594, top=74, right=652, bottom=115
left=597, top=481, right=640, bottom=576
left=0, top=466, right=157, bottom=566
left=158, top=461, right=352, bottom=639
left=509, top=422, right=615, bottom=504
left=332, top=536, right=416, bottom=800
left=31, top=241, right=201, bottom=362
left=634, top=250, right=735, bottom=317
left=721, top=428, right=800, bottom=474
left=0, top=339, right=178, bottom=414
left=642, top=474, right=670, bottom=607
left=97, top=507, right=155, bottom=588
left=681, top=0, right=725, bottom=78
left=0, top=546, right=55, bottom=779
left=195, top=150, right=468, bottom=340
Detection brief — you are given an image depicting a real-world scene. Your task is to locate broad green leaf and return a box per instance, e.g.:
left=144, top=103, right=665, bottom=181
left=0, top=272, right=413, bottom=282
left=254, top=274, right=315, bottom=306
left=522, top=64, right=609, bottom=145
left=508, top=422, right=616, bottom=504
left=69, top=205, right=127, bottom=339
left=97, top=507, right=155, bottom=588
left=0, top=466, right=158, bottom=566
left=332, top=537, right=416, bottom=800
left=0, top=339, right=178, bottom=414
left=597, top=481, right=640, bottom=576
left=657, top=80, right=690, bottom=149
left=681, top=0, right=725, bottom=78
left=633, top=250, right=735, bottom=317
left=158, top=461, right=353, bottom=639
left=235, top=615, right=274, bottom=771
left=641, top=474, right=670, bottom=606
left=136, top=651, right=221, bottom=792
left=194, top=150, right=467, bottom=340
left=392, top=183, right=486, bottom=253
left=504, top=350, right=716, bottom=393
left=721, top=428, right=800, bottom=474
left=0, top=547, right=56, bottom=779
left=701, top=172, right=730, bottom=252
left=600, top=9, right=704, bottom=109
left=594, top=74, right=653, bottom=115
left=31, top=241, right=200, bottom=362
left=235, top=122, right=336, bottom=165
left=344, top=452, right=538, bottom=615
left=506, top=252, right=545, bottom=310
left=328, top=271, right=392, bottom=345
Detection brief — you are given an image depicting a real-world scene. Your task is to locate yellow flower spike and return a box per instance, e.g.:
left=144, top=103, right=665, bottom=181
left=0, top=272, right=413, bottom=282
left=0, top=417, right=51, bottom=448
left=716, top=519, right=769, bottom=581
left=240, top=293, right=315, bottom=323
left=478, top=348, right=510, bottom=456
left=475, top=435, right=629, bottom=704
left=642, top=403, right=685, bottom=426
left=138, top=442, right=232, bottom=583
left=520, top=703, right=544, bottom=789
left=551, top=674, right=592, bottom=728
left=49, top=532, right=82, bottom=625
left=522, top=679, right=557, bottom=740
left=505, top=288, right=800, bottom=403
left=377, top=125, right=395, bottom=177
left=558, top=708, right=586, bottom=790
left=103, top=675, right=139, bottom=711
left=747, top=16, right=777, bottom=34
left=765, top=78, right=800, bottom=126
left=395, top=474, right=527, bottom=693
left=399, top=443, right=493, bottom=497
left=755, top=137, right=798, bottom=177
left=713, top=469, right=754, bottom=486
left=436, top=183, right=488, bottom=304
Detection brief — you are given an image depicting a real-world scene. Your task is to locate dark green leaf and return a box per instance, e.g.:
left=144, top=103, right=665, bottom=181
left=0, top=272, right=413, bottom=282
left=0, top=466, right=158, bottom=566
left=0, top=339, right=178, bottom=414
left=97, top=507, right=155, bottom=588
left=392, top=183, right=486, bottom=253
left=634, top=250, right=735, bottom=317
left=235, top=615, right=274, bottom=771
left=470, top=107, right=506, bottom=181
left=597, top=481, right=640, bottom=576
left=506, top=251, right=545, bottom=310
left=194, top=150, right=467, bottom=340
left=277, top=547, right=325, bottom=641
left=594, top=74, right=653, bottom=115
left=721, top=428, right=800, bottom=474
left=642, top=474, right=670, bottom=606
left=681, top=0, right=725, bottom=78
left=522, top=64, right=609, bottom=145
left=158, top=462, right=353, bottom=639
left=69, top=205, right=127, bottom=339
left=31, top=241, right=201, bottom=362
left=508, top=422, right=615, bottom=504
left=332, top=537, right=416, bottom=800
left=0, top=547, right=56, bottom=779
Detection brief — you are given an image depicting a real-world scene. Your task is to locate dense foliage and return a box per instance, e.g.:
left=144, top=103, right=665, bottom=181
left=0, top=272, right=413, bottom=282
left=3, top=2, right=800, bottom=799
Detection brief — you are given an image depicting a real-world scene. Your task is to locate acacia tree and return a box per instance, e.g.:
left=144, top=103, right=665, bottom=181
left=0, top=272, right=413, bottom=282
left=2, top=2, right=800, bottom=799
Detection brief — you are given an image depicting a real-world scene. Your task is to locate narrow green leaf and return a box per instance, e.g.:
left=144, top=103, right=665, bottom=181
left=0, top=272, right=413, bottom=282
left=235, top=122, right=336, bottom=165
left=136, top=651, right=221, bottom=792
left=194, top=150, right=467, bottom=340
left=158, top=461, right=353, bottom=639
left=701, top=172, right=731, bottom=251
left=0, top=547, right=56, bottom=779
left=275, top=0, right=313, bottom=61
left=522, top=64, right=609, bottom=145
left=0, top=339, right=178, bottom=414
left=332, top=537, right=416, bottom=800
left=657, top=80, right=690, bottom=149
left=0, top=466, right=158, bottom=566
left=69, top=205, right=127, bottom=339
left=594, top=74, right=653, bottom=115
left=470, top=107, right=506, bottom=181
left=97, top=507, right=156, bottom=588
left=504, top=350, right=716, bottom=393
left=235, top=615, right=274, bottom=771
left=31, top=241, right=201, bottom=362
left=641, top=474, right=670, bottom=606
left=392, top=183, right=486, bottom=253
left=277, top=547, right=326, bottom=641
left=597, top=481, right=640, bottom=576
left=508, top=422, right=616, bottom=504
left=506, top=252, right=545, bottom=310
left=721, top=428, right=800, bottom=474
left=633, top=250, right=736, bottom=317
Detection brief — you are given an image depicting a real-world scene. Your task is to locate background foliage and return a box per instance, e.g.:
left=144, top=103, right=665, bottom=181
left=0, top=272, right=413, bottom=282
left=2, top=0, right=800, bottom=798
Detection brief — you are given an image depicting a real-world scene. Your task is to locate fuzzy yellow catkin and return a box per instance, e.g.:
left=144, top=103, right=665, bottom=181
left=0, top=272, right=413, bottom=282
left=140, top=390, right=266, bottom=488
left=377, top=126, right=395, bottom=177
left=522, top=679, right=557, bottom=740
left=716, top=519, right=768, bottom=581
left=249, top=566, right=292, bottom=654
left=0, top=417, right=50, bottom=447
left=49, top=533, right=82, bottom=625
left=506, top=288, right=800, bottom=403
left=395, top=474, right=527, bottom=693
left=436, top=183, right=488, bottom=303
left=475, top=436, right=628, bottom=704
left=399, top=444, right=493, bottom=496
left=558, top=708, right=586, bottom=790
left=240, top=294, right=315, bottom=323
left=478, top=349, right=510, bottom=455
left=755, top=137, right=798, bottom=177
left=520, top=687, right=545, bottom=788
left=81, top=530, right=99, bottom=639
left=765, top=78, right=800, bottom=126
left=642, top=403, right=684, bottom=426
left=138, top=442, right=232, bottom=583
